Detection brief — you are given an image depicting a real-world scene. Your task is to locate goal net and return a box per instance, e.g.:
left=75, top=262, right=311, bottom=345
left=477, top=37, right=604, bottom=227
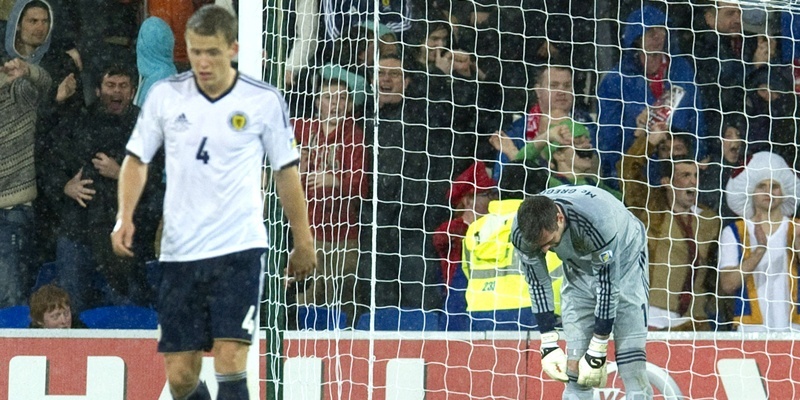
left=251, top=0, right=800, bottom=399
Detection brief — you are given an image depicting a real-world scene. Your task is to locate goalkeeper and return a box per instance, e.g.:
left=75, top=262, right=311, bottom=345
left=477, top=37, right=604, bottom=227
left=512, top=185, right=652, bottom=399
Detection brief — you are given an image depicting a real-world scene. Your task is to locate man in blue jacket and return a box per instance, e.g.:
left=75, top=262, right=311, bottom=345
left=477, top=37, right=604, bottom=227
left=597, top=6, right=704, bottom=186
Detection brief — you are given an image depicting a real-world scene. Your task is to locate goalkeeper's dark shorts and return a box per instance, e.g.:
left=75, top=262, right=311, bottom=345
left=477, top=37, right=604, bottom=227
left=156, top=247, right=266, bottom=353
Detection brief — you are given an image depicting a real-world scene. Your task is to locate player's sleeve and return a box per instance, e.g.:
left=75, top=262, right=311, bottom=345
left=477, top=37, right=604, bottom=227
left=126, top=83, right=165, bottom=163
left=261, top=90, right=300, bottom=169
left=511, top=218, right=558, bottom=332
left=578, top=211, right=621, bottom=337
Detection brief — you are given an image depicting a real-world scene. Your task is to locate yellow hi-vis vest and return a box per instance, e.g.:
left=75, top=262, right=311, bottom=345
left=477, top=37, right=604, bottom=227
left=462, top=199, right=563, bottom=314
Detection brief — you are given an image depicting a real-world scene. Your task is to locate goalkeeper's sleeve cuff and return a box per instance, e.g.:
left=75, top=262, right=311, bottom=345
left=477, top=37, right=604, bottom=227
left=586, top=336, right=609, bottom=358
left=536, top=312, right=558, bottom=333
left=594, top=317, right=614, bottom=337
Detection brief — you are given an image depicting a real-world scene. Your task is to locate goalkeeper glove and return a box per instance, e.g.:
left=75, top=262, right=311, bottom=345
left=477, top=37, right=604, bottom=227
left=577, top=336, right=609, bottom=388
left=540, top=331, right=568, bottom=382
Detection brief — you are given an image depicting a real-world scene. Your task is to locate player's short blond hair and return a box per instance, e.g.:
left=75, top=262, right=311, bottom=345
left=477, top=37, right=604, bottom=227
left=186, top=5, right=238, bottom=45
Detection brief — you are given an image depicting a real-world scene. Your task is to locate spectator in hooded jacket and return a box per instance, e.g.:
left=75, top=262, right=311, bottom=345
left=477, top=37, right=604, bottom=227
left=597, top=6, right=704, bottom=187
left=134, top=16, right=177, bottom=107
left=6, top=0, right=84, bottom=270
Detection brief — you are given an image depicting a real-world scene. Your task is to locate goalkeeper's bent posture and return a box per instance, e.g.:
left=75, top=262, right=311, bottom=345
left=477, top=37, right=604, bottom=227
left=512, top=185, right=652, bottom=399
left=111, top=5, right=316, bottom=400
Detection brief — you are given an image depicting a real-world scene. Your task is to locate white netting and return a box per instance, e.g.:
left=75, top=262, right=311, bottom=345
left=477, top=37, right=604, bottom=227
left=255, top=0, right=800, bottom=399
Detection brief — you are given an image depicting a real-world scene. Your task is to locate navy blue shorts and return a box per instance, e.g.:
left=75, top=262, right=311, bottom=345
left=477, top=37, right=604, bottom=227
left=156, top=248, right=265, bottom=353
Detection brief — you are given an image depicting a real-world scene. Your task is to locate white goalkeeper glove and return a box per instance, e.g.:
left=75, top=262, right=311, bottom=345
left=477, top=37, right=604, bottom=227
left=578, top=336, right=609, bottom=388
left=540, top=331, right=568, bottom=382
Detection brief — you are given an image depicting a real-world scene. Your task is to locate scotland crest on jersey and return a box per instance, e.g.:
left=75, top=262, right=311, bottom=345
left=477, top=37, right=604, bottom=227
left=229, top=111, right=248, bottom=131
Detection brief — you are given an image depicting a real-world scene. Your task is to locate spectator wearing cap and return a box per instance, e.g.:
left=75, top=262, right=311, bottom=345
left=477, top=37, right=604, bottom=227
left=597, top=5, right=704, bottom=188
left=292, top=64, right=368, bottom=322
left=718, top=151, right=800, bottom=332
left=433, top=161, right=497, bottom=289
left=540, top=125, right=621, bottom=200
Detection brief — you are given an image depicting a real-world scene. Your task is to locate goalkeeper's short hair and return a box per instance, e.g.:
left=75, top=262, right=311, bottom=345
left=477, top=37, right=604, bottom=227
left=517, top=195, right=560, bottom=245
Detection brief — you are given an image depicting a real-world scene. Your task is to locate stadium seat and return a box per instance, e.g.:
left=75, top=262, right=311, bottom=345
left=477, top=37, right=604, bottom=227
left=441, top=266, right=470, bottom=331
left=355, top=308, right=441, bottom=331
left=32, top=261, right=60, bottom=293
left=79, top=306, right=158, bottom=329
left=0, top=305, right=31, bottom=328
left=469, top=308, right=538, bottom=331
left=296, top=305, right=347, bottom=330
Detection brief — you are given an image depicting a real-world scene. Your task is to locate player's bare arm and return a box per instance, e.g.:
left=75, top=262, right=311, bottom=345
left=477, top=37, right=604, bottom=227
left=112, top=154, right=149, bottom=257
left=273, top=164, right=316, bottom=284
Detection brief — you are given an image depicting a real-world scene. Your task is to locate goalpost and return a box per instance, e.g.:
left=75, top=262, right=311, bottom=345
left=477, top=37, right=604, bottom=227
left=247, top=0, right=800, bottom=399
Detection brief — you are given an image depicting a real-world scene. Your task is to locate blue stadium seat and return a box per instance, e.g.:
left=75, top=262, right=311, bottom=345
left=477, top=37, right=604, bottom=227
left=0, top=306, right=31, bottom=328
left=296, top=305, right=347, bottom=330
left=441, top=265, right=470, bottom=331
left=470, top=308, right=538, bottom=331
left=355, top=308, right=441, bottom=331
left=79, top=306, right=158, bottom=329
left=32, top=261, right=60, bottom=293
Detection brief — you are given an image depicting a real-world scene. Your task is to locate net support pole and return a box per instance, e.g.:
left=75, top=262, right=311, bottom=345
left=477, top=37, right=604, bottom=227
left=367, top=3, right=383, bottom=400
left=241, top=1, right=289, bottom=399
left=239, top=3, right=269, bottom=399
left=238, top=0, right=264, bottom=78
left=261, top=167, right=287, bottom=400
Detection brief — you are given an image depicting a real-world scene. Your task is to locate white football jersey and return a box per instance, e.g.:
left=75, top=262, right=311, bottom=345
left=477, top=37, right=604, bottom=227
left=127, top=72, right=299, bottom=262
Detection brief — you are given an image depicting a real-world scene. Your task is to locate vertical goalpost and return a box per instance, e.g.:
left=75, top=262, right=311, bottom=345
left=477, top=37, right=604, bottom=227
left=239, top=1, right=270, bottom=400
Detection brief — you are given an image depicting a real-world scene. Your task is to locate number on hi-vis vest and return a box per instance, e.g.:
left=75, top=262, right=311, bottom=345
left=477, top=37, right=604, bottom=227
left=482, top=281, right=496, bottom=291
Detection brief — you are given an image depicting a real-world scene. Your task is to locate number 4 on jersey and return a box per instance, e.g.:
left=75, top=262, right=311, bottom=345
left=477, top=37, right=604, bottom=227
left=196, top=137, right=210, bottom=164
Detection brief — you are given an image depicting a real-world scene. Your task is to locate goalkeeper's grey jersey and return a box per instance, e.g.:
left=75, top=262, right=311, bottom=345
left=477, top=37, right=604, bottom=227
left=511, top=185, right=648, bottom=323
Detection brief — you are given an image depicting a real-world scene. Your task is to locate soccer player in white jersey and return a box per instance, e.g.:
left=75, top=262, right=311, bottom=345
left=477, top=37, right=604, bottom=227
left=111, top=5, right=315, bottom=400
left=512, top=185, right=652, bottom=399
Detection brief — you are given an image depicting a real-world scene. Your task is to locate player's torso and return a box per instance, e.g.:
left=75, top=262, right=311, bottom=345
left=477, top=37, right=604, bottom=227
left=160, top=76, right=267, bottom=175
left=155, top=75, right=273, bottom=260
left=552, top=228, right=594, bottom=274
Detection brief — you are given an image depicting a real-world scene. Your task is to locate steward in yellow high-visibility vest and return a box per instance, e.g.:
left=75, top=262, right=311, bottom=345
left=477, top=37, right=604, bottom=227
left=462, top=199, right=563, bottom=315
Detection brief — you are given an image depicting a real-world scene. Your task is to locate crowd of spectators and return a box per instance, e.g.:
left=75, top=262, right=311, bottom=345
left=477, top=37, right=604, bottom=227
left=2, top=0, right=800, bottom=333
left=282, top=0, right=800, bottom=333
left=0, top=0, right=169, bottom=321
